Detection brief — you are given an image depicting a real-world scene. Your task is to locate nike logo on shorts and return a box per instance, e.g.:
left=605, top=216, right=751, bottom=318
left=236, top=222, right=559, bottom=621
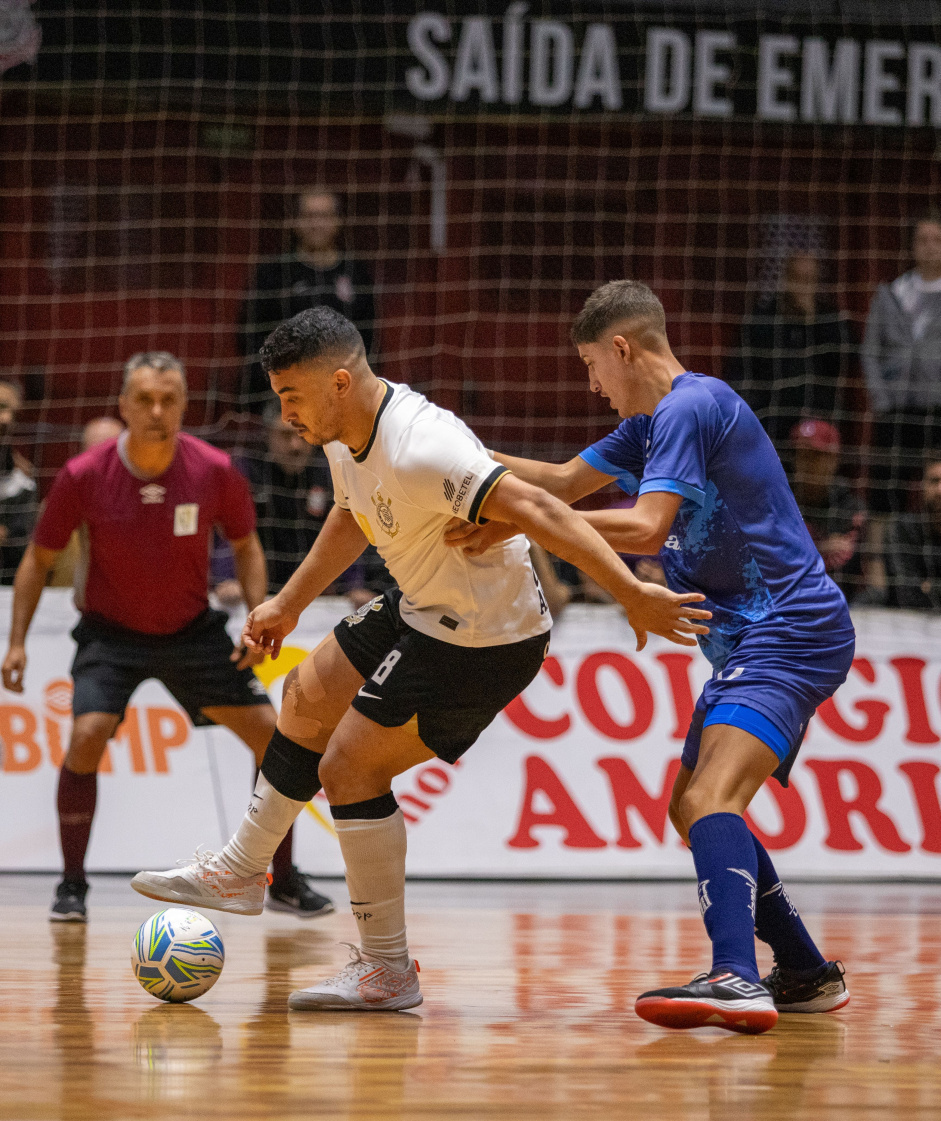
left=357, top=688, right=382, bottom=700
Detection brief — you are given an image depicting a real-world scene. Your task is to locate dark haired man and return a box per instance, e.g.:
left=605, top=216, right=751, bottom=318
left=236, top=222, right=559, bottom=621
left=239, top=188, right=376, bottom=411
left=446, top=279, right=855, bottom=1034
left=132, top=306, right=710, bottom=1012
left=2, top=352, right=333, bottom=922
left=726, top=251, right=853, bottom=455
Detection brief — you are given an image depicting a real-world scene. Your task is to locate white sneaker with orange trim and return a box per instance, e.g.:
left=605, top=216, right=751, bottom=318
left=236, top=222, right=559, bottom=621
left=131, top=849, right=266, bottom=916
left=288, top=943, right=423, bottom=1011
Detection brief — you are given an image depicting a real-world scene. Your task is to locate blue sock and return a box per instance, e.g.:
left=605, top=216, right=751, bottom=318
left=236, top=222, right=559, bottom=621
left=688, top=812, right=760, bottom=983
left=752, top=834, right=825, bottom=972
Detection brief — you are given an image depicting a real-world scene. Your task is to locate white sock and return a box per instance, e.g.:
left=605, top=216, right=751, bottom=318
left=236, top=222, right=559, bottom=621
left=221, top=774, right=306, bottom=877
left=334, top=809, right=409, bottom=970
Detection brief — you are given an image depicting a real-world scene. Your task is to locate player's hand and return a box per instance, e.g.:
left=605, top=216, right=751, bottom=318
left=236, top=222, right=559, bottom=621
left=241, top=597, right=300, bottom=661
left=443, top=517, right=519, bottom=557
left=2, top=645, right=26, bottom=692
left=818, top=533, right=855, bottom=571
left=231, top=644, right=266, bottom=671
left=622, top=586, right=711, bottom=652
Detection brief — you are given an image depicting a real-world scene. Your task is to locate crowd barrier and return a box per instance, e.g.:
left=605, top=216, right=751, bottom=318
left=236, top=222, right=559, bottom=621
left=2, top=589, right=939, bottom=879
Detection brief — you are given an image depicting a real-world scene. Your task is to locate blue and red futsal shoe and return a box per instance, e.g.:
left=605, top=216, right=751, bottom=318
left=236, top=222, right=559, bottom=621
left=635, top=970, right=778, bottom=1035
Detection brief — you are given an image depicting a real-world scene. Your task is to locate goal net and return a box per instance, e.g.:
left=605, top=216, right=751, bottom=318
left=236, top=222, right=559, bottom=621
left=1, top=1, right=938, bottom=601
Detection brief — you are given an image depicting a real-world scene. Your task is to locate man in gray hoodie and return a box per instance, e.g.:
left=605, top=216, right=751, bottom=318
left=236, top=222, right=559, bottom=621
left=864, top=215, right=941, bottom=515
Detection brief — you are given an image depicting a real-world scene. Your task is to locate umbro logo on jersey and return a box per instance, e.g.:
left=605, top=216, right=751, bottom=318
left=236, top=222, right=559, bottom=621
left=443, top=478, right=456, bottom=503
left=139, top=483, right=166, bottom=504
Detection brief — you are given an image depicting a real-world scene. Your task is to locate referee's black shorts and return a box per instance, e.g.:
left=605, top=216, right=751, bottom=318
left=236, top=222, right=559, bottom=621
left=334, top=589, right=550, bottom=764
left=70, top=609, right=272, bottom=727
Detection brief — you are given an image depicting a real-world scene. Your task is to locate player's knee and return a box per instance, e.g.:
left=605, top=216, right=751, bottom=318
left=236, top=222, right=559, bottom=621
left=317, top=743, right=358, bottom=800
left=677, top=783, right=710, bottom=832
left=64, top=729, right=111, bottom=773
left=277, top=665, right=326, bottom=745
left=668, top=795, right=689, bottom=845
left=319, top=739, right=389, bottom=803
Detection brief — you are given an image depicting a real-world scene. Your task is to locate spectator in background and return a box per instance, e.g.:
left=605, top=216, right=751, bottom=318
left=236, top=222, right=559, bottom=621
left=864, top=214, right=941, bottom=515
left=0, top=381, right=37, bottom=583
left=885, top=453, right=941, bottom=611
left=238, top=188, right=376, bottom=411
left=49, top=416, right=125, bottom=588
left=81, top=416, right=124, bottom=449
left=247, top=404, right=335, bottom=593
left=214, top=403, right=393, bottom=606
left=726, top=251, right=853, bottom=456
left=789, top=419, right=866, bottom=600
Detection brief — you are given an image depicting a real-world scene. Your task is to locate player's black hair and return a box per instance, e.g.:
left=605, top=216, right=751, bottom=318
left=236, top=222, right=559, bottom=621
left=570, top=280, right=667, bottom=346
left=259, top=306, right=365, bottom=374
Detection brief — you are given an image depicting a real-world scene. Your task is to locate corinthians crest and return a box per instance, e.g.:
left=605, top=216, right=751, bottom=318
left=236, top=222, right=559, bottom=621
left=371, top=490, right=400, bottom=538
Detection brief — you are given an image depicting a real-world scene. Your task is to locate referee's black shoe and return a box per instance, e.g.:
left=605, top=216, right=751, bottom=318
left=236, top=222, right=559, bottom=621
left=266, top=867, right=335, bottom=919
left=50, top=879, right=89, bottom=923
left=635, top=970, right=778, bottom=1034
left=763, top=960, right=849, bottom=1013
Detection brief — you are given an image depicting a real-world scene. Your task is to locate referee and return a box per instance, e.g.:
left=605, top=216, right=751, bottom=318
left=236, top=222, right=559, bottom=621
left=1, top=352, right=333, bottom=922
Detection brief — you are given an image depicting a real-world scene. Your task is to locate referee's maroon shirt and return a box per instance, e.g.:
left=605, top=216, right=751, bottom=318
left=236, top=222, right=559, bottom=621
left=34, top=433, right=256, bottom=635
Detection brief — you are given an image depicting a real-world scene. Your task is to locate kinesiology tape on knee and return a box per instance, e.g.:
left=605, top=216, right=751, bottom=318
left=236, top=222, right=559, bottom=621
left=260, top=729, right=323, bottom=803
left=277, top=660, right=326, bottom=742
left=331, top=792, right=399, bottom=820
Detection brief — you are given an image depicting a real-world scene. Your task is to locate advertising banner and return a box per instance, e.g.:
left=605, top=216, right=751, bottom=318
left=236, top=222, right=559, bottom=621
left=2, top=589, right=940, bottom=879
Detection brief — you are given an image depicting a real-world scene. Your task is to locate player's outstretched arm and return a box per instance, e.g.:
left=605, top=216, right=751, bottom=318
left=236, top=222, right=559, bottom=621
left=579, top=492, right=683, bottom=556
left=480, top=474, right=710, bottom=651
left=445, top=454, right=613, bottom=556
left=2, top=543, right=59, bottom=692
left=242, top=505, right=369, bottom=660
left=492, top=452, right=612, bottom=502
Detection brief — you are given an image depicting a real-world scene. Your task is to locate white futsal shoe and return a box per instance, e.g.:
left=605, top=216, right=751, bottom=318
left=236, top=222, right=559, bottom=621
left=131, top=849, right=266, bottom=916
left=288, top=943, right=423, bottom=1011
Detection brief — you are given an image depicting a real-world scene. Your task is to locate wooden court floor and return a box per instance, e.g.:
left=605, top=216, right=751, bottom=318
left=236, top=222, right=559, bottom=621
left=1, top=877, right=939, bottom=1121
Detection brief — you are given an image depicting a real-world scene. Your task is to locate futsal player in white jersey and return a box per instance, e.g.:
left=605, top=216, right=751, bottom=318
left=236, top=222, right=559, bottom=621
left=132, top=307, right=710, bottom=1011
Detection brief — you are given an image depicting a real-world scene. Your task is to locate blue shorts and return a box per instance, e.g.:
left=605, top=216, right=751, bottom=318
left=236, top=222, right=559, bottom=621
left=681, top=617, right=856, bottom=787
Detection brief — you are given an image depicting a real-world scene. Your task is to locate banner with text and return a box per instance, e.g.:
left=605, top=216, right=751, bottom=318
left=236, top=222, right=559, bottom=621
left=1, top=589, right=939, bottom=879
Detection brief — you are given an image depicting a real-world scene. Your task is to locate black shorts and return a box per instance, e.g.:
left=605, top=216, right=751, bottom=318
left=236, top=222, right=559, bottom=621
left=70, top=610, right=273, bottom=727
left=333, top=590, right=550, bottom=764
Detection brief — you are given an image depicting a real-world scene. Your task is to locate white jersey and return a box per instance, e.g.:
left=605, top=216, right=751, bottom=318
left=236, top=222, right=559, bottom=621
left=324, top=381, right=551, bottom=648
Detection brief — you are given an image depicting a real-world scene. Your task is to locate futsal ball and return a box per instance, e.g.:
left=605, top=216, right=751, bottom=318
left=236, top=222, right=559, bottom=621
left=132, top=908, right=225, bottom=1003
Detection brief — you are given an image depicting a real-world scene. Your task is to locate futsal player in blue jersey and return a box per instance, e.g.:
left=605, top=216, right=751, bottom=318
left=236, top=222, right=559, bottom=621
left=446, top=280, right=854, bottom=1034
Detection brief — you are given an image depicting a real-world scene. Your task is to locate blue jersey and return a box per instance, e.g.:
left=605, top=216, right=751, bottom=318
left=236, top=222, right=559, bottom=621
left=580, top=372, right=851, bottom=670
